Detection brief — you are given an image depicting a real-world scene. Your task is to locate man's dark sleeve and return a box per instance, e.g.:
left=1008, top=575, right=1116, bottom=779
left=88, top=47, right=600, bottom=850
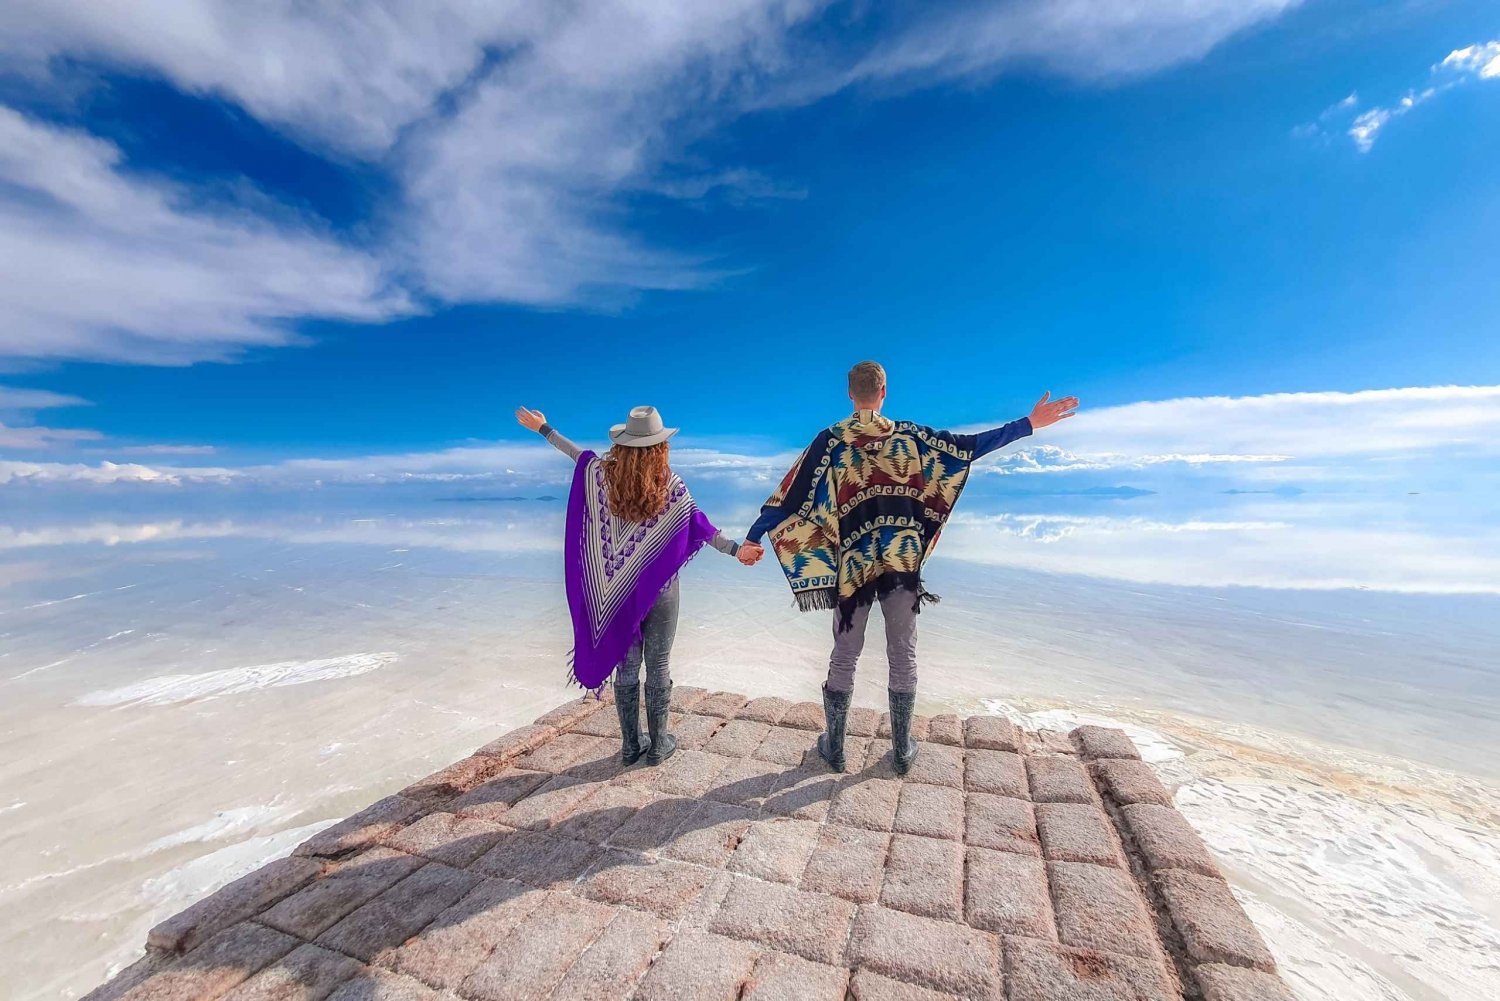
left=972, top=417, right=1033, bottom=459
left=746, top=430, right=826, bottom=543
left=746, top=505, right=787, bottom=545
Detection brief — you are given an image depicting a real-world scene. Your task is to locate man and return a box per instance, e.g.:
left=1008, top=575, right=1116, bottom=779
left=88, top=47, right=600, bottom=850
left=738, top=361, right=1078, bottom=775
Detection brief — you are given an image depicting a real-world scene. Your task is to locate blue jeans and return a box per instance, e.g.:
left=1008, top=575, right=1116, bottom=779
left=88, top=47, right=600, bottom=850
left=615, top=578, right=680, bottom=690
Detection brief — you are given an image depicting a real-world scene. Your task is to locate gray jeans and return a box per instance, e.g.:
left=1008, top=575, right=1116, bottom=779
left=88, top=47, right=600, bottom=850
left=826, top=587, right=919, bottom=694
left=614, top=578, right=680, bottom=691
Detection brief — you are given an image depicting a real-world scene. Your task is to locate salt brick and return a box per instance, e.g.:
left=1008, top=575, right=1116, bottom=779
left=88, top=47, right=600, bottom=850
left=383, top=878, right=545, bottom=989
left=1025, top=757, right=1095, bottom=804
left=545, top=908, right=668, bottom=1000
left=471, top=831, right=601, bottom=889
left=964, top=749, right=1028, bottom=798
left=1036, top=803, right=1123, bottom=867
left=754, top=726, right=816, bottom=766
left=1197, top=964, right=1298, bottom=1001
left=708, top=874, right=857, bottom=964
left=925, top=714, right=963, bottom=746
left=457, top=893, right=613, bottom=1001
left=779, top=700, right=825, bottom=731
left=1004, top=937, right=1178, bottom=1001
left=294, top=797, right=423, bottom=859
left=726, top=817, right=821, bottom=884
left=847, top=706, right=881, bottom=737
left=448, top=768, right=551, bottom=823
left=900, top=743, right=964, bottom=788
left=845, top=969, right=951, bottom=1001
left=799, top=824, right=890, bottom=904
left=761, top=767, right=838, bottom=823
left=534, top=696, right=603, bottom=730
left=737, top=696, right=791, bottom=724
left=118, top=923, right=298, bottom=1001
left=475, top=723, right=555, bottom=760
left=317, top=862, right=479, bottom=962
left=606, top=796, right=696, bottom=851
left=1121, top=803, right=1221, bottom=877
left=399, top=754, right=508, bottom=806
left=743, top=951, right=849, bottom=1001
left=326, top=969, right=445, bottom=1001
left=964, top=847, right=1055, bottom=939
left=579, top=850, right=714, bottom=919
left=650, top=748, right=729, bottom=797
left=876, top=713, right=929, bottom=742
left=661, top=801, right=756, bottom=867
left=1047, top=860, right=1162, bottom=961
left=570, top=707, right=623, bottom=738
left=892, top=783, right=965, bottom=841
left=671, top=712, right=725, bottom=751
left=496, top=775, right=597, bottom=832
left=703, top=757, right=783, bottom=808
left=631, top=931, right=757, bottom=1001
left=1090, top=759, right=1172, bottom=807
left=964, top=793, right=1041, bottom=856
left=381, top=811, right=507, bottom=868
left=964, top=715, right=1021, bottom=752
left=829, top=776, right=902, bottom=832
left=219, top=943, right=362, bottom=1001
left=513, top=732, right=610, bottom=774
left=880, top=834, right=964, bottom=921
left=148, top=856, right=322, bottom=954
left=667, top=685, right=710, bottom=711
left=1071, top=725, right=1141, bottom=761
left=845, top=905, right=1001, bottom=997
left=695, top=690, right=749, bottom=718
left=260, top=849, right=423, bottom=940
left=705, top=718, right=773, bottom=757
left=548, top=783, right=651, bottom=845
left=1157, top=870, right=1277, bottom=972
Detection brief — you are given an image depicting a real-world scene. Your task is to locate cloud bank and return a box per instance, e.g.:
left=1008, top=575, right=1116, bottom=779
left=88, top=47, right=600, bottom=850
left=0, top=1, right=1302, bottom=365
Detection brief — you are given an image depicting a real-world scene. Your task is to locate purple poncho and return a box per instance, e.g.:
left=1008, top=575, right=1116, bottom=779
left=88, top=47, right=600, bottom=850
left=564, top=450, right=719, bottom=691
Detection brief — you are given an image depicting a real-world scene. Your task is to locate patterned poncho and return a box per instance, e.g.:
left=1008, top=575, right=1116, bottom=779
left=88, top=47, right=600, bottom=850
left=564, top=450, right=719, bottom=691
left=759, top=410, right=980, bottom=629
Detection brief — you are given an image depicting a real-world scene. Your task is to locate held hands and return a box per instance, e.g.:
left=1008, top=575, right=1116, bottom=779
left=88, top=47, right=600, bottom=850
left=737, top=541, right=765, bottom=566
left=1028, top=391, right=1079, bottom=430
left=515, top=406, right=546, bottom=433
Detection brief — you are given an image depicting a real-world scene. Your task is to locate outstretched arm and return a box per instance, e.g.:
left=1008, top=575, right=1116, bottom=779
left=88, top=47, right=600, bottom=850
left=971, top=392, right=1079, bottom=459
left=515, top=406, right=583, bottom=461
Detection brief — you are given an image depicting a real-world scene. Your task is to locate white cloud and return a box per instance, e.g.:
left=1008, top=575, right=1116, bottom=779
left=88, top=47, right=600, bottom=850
left=977, top=385, right=1500, bottom=472
left=0, top=459, right=237, bottom=486
left=0, top=2, right=1305, bottom=362
left=0, top=386, right=87, bottom=411
left=0, top=108, right=411, bottom=364
left=1325, top=39, right=1500, bottom=152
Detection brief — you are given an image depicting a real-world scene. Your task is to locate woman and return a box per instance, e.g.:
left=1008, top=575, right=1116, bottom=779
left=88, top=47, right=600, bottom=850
left=515, top=404, right=761, bottom=766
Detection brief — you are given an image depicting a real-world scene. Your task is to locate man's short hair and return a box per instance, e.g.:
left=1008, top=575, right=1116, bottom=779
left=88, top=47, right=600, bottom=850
left=848, top=361, right=886, bottom=402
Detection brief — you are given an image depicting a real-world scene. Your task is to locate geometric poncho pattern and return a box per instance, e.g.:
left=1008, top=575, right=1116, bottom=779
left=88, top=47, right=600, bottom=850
left=563, top=450, right=719, bottom=692
left=758, top=410, right=979, bottom=631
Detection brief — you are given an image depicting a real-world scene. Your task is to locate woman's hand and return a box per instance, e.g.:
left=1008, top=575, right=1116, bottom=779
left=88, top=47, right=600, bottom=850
left=515, top=406, right=546, bottom=433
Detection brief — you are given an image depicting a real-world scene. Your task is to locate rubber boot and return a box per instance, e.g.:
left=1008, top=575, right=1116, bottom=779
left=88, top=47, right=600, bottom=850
left=817, top=684, right=851, bottom=772
left=889, top=688, right=919, bottom=775
left=643, top=683, right=677, bottom=765
left=614, top=681, right=650, bottom=765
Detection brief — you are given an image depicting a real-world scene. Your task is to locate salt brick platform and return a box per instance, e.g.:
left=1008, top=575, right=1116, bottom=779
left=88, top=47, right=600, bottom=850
left=85, top=689, right=1294, bottom=1001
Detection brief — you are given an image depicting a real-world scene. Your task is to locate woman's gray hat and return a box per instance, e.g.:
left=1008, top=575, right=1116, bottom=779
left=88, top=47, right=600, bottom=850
left=609, top=405, right=679, bottom=448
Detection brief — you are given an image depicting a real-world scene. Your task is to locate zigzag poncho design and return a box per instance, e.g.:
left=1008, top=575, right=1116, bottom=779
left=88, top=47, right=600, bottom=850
left=758, top=411, right=980, bottom=630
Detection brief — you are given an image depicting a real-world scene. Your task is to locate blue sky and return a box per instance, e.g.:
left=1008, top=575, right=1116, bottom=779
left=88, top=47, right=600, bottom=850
left=0, top=0, right=1496, bottom=481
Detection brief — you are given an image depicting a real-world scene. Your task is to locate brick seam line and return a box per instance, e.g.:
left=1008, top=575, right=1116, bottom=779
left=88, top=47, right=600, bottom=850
left=1087, top=753, right=1201, bottom=1001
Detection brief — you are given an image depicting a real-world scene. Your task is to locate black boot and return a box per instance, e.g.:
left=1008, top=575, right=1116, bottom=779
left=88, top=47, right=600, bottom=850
left=614, top=682, right=650, bottom=765
left=817, top=684, right=851, bottom=772
left=889, top=688, right=919, bottom=775
left=643, top=683, right=677, bottom=765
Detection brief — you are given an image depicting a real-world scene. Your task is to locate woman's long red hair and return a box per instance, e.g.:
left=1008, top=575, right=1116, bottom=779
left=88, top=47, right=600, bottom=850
left=602, top=442, right=671, bottom=522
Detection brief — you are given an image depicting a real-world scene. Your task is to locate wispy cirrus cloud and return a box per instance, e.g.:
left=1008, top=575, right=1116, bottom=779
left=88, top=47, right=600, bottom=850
left=1300, top=40, right=1500, bottom=152
left=0, top=1, right=1304, bottom=366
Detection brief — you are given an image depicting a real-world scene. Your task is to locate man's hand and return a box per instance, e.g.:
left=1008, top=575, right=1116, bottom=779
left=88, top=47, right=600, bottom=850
left=738, top=541, right=765, bottom=566
left=515, top=406, right=546, bottom=433
left=1028, top=391, right=1079, bottom=430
